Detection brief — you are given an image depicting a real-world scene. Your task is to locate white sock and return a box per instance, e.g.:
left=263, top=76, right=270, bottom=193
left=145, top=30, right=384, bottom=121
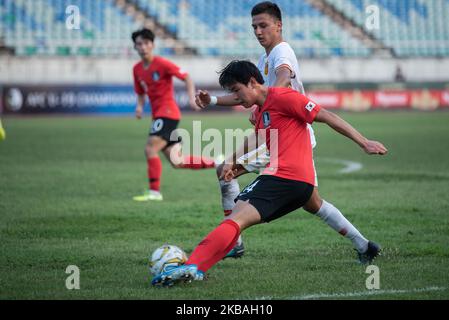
left=315, top=200, right=368, bottom=253
left=219, top=179, right=243, bottom=247
left=236, top=235, right=243, bottom=246
left=219, top=179, right=240, bottom=214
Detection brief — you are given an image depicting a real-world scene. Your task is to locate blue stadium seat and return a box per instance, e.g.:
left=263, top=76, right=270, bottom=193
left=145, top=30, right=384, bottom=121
left=327, top=0, right=449, bottom=57
left=0, top=0, right=447, bottom=57
left=134, top=0, right=370, bottom=57
left=0, top=0, right=147, bottom=56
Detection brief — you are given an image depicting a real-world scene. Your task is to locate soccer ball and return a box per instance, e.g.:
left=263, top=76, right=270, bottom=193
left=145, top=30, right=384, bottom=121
left=149, top=244, right=187, bottom=276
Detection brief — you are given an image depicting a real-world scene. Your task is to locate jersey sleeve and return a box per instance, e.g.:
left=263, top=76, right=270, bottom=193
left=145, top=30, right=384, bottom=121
left=272, top=47, right=293, bottom=73
left=162, top=59, right=188, bottom=81
left=278, top=90, right=321, bottom=124
left=273, top=55, right=294, bottom=73
left=133, top=67, right=145, bottom=95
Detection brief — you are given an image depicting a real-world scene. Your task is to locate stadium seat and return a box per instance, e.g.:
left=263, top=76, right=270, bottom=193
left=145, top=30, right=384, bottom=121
left=326, top=0, right=449, bottom=57
left=1, top=0, right=447, bottom=57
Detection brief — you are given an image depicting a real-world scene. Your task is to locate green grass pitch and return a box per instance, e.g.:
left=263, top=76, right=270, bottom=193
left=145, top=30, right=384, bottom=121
left=1, top=111, right=448, bottom=299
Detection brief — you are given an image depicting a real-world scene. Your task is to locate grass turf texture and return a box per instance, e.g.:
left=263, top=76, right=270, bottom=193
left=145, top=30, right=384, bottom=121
left=1, top=112, right=448, bottom=300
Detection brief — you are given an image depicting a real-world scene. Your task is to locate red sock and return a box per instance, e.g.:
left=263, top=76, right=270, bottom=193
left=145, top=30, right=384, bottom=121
left=186, top=220, right=240, bottom=273
left=147, top=156, right=162, bottom=191
left=179, top=155, right=215, bottom=169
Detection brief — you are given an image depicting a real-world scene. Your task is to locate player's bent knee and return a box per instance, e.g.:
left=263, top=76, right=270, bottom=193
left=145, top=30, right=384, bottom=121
left=226, top=201, right=262, bottom=230
left=144, top=147, right=152, bottom=158
left=146, top=146, right=159, bottom=158
left=231, top=215, right=260, bottom=231
left=304, top=201, right=321, bottom=214
left=304, top=189, right=323, bottom=214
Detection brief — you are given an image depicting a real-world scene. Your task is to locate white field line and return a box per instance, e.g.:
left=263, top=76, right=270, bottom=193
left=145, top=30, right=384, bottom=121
left=320, top=158, right=363, bottom=174
left=252, top=286, right=448, bottom=300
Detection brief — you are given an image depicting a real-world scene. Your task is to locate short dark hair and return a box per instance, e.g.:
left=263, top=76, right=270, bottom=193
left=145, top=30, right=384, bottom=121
left=218, top=60, right=265, bottom=89
left=131, top=28, right=155, bottom=44
left=251, top=1, right=282, bottom=21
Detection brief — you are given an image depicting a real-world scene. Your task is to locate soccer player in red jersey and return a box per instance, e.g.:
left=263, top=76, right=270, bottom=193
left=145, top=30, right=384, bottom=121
left=196, top=2, right=376, bottom=262
left=131, top=29, right=215, bottom=202
left=152, top=60, right=388, bottom=286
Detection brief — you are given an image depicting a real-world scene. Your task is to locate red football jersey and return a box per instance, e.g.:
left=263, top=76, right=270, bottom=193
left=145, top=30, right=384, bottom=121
left=133, top=56, right=188, bottom=120
left=254, top=87, right=321, bottom=184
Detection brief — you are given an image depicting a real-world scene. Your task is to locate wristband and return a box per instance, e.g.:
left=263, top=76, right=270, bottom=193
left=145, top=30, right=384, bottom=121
left=209, top=96, right=218, bottom=106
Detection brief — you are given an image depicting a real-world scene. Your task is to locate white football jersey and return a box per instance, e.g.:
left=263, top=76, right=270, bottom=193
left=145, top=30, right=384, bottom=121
left=257, top=42, right=305, bottom=94
left=257, top=42, right=316, bottom=148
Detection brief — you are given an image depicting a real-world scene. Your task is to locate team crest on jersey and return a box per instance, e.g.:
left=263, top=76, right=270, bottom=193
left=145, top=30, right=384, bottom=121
left=262, top=111, right=271, bottom=128
left=305, top=101, right=316, bottom=112
left=152, top=71, right=160, bottom=81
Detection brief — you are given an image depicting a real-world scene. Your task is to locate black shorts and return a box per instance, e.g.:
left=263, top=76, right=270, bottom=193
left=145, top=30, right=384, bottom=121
left=236, top=175, right=314, bottom=223
left=149, top=118, right=182, bottom=148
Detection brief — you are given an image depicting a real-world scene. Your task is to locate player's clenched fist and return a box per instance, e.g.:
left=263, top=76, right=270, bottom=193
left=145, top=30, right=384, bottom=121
left=195, top=90, right=211, bottom=109
left=220, top=163, right=239, bottom=182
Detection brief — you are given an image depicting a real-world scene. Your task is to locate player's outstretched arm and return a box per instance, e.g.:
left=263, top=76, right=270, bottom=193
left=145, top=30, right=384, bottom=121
left=195, top=90, right=242, bottom=108
left=314, top=109, right=388, bottom=155
left=135, top=94, right=146, bottom=119
left=183, top=75, right=201, bottom=111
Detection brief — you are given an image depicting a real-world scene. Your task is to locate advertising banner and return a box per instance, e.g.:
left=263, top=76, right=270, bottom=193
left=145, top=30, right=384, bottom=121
left=0, top=85, right=226, bottom=114
left=1, top=84, right=448, bottom=114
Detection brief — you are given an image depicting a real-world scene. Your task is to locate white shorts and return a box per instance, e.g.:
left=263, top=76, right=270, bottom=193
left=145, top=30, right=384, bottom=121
left=236, top=125, right=318, bottom=186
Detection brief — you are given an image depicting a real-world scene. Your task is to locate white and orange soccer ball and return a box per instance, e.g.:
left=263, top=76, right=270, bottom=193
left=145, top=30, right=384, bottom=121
left=149, top=244, right=187, bottom=276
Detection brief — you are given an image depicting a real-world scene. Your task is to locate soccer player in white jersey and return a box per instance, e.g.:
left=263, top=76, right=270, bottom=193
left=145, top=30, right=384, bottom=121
left=196, top=1, right=380, bottom=264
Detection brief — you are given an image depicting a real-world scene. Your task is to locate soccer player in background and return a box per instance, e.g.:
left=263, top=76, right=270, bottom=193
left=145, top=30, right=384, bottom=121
left=196, top=2, right=377, bottom=262
left=131, top=29, right=216, bottom=202
left=153, top=60, right=388, bottom=286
